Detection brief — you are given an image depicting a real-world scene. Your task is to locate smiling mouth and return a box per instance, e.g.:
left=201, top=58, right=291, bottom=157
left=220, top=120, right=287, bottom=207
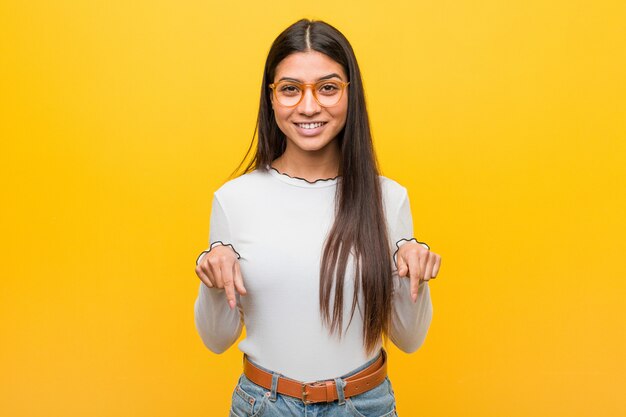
left=294, top=122, right=328, bottom=130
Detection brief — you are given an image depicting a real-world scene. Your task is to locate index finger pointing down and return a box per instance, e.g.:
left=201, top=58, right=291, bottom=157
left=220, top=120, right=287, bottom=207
left=221, top=264, right=237, bottom=310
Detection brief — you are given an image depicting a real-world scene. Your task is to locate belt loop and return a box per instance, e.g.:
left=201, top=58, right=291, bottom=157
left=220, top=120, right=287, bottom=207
left=334, top=377, right=346, bottom=405
left=269, top=372, right=280, bottom=402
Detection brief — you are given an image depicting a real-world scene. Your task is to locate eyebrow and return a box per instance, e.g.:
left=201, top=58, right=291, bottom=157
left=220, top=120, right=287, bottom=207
left=277, top=73, right=343, bottom=82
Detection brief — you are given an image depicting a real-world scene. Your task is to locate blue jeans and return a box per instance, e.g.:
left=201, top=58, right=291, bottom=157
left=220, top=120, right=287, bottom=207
left=228, top=350, right=398, bottom=417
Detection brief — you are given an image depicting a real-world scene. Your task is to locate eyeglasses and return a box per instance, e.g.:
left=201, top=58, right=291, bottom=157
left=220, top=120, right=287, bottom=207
left=269, top=79, right=350, bottom=108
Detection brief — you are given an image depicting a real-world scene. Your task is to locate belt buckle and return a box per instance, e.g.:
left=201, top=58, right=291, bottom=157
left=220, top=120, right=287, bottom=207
left=301, top=380, right=324, bottom=405
left=301, top=382, right=312, bottom=404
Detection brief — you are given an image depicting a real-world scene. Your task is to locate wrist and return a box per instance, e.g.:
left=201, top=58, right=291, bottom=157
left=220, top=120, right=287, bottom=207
left=196, top=241, right=241, bottom=266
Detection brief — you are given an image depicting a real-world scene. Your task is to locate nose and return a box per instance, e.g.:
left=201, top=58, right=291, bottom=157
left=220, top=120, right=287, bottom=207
left=297, top=86, right=321, bottom=115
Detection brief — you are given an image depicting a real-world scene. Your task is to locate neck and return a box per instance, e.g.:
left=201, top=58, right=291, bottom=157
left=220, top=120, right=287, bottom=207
left=272, top=143, right=341, bottom=181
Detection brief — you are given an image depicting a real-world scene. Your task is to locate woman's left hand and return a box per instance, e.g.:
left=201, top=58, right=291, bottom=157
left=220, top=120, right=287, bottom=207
left=396, top=243, right=441, bottom=302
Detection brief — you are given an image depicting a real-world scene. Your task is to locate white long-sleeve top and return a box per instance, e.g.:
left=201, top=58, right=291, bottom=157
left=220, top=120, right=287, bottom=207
left=194, top=165, right=433, bottom=382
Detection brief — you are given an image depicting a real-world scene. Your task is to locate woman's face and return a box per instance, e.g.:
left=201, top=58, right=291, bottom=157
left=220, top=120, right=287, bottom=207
left=270, top=51, right=349, bottom=155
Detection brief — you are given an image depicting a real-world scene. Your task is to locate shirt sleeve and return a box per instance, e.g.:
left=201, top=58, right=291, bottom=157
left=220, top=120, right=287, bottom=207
left=194, top=192, right=244, bottom=354
left=387, top=188, right=433, bottom=353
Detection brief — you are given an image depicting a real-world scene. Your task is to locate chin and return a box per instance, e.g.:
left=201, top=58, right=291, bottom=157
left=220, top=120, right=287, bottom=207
left=293, top=137, right=334, bottom=151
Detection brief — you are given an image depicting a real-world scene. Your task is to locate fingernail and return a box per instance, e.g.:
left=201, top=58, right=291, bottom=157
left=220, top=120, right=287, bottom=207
left=412, top=293, right=417, bottom=302
left=229, top=300, right=235, bottom=309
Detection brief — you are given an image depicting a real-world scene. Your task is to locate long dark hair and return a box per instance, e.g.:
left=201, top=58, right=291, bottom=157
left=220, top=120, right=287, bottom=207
left=228, top=18, right=393, bottom=357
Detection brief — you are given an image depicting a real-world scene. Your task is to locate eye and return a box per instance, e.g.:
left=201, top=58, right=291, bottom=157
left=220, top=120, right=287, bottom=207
left=278, top=83, right=300, bottom=96
left=318, top=82, right=340, bottom=95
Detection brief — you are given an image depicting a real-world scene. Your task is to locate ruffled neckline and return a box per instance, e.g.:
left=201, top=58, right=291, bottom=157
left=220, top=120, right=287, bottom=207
left=265, top=164, right=340, bottom=188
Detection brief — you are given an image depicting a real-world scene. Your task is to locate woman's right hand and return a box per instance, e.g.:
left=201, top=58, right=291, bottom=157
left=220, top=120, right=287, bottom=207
left=195, top=245, right=247, bottom=310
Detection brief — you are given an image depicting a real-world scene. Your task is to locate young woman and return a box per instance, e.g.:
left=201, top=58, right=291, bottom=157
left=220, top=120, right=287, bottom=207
left=194, top=18, right=441, bottom=417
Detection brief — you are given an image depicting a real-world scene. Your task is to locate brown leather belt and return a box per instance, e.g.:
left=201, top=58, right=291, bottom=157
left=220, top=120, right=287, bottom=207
left=243, top=348, right=387, bottom=404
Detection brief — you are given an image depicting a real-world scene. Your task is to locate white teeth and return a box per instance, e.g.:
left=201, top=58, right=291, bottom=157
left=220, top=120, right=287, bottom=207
left=296, top=122, right=325, bottom=129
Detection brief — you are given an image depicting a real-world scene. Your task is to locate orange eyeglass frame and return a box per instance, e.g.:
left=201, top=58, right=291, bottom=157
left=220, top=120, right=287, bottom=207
left=268, top=80, right=350, bottom=108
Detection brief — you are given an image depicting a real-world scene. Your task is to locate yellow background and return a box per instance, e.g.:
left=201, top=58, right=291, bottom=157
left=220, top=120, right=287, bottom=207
left=1, top=1, right=624, bottom=416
